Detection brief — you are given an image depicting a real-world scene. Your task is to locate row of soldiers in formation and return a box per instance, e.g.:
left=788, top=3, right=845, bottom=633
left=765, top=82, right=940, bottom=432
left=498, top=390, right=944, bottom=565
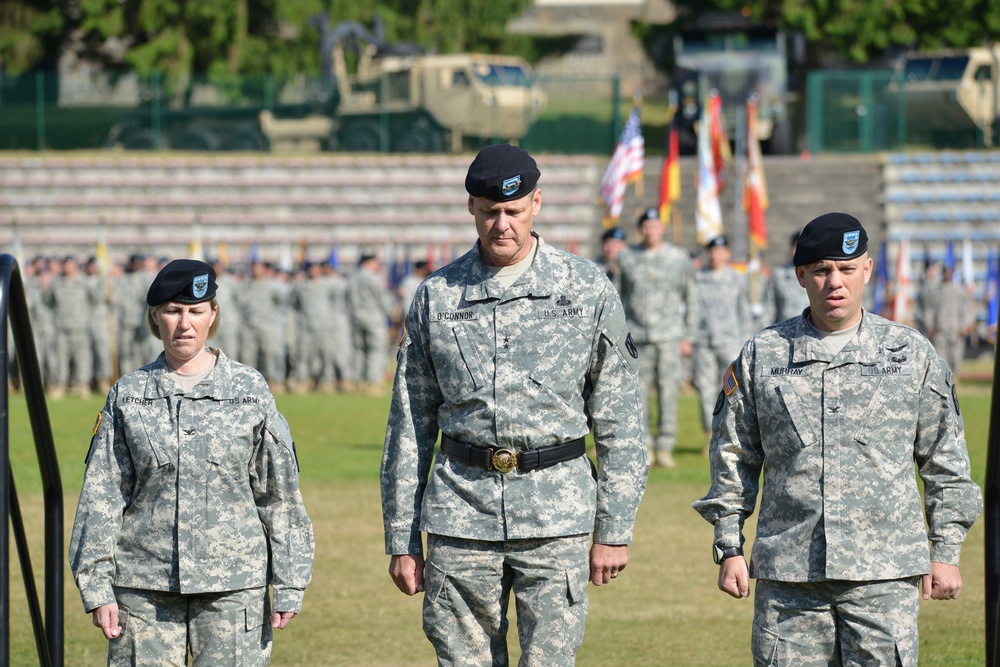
left=14, top=251, right=417, bottom=398
left=596, top=208, right=980, bottom=467
left=12, top=226, right=975, bottom=404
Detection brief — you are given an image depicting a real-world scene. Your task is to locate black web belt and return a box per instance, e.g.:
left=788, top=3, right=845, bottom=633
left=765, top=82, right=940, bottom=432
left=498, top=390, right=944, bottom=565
left=440, top=434, right=587, bottom=474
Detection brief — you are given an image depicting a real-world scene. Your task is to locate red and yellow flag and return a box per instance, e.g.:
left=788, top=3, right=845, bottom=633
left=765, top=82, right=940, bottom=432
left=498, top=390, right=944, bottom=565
left=708, top=95, right=731, bottom=191
left=658, top=109, right=680, bottom=225
left=744, top=99, right=769, bottom=249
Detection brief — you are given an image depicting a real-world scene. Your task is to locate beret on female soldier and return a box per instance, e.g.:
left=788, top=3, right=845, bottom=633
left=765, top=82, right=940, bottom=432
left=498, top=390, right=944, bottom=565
left=793, top=212, right=868, bottom=266
left=465, top=143, right=541, bottom=202
left=146, top=259, right=218, bottom=306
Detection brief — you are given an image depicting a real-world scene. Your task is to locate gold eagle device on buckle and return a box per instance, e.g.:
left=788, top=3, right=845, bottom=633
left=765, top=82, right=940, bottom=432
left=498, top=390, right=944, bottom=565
left=490, top=448, right=518, bottom=473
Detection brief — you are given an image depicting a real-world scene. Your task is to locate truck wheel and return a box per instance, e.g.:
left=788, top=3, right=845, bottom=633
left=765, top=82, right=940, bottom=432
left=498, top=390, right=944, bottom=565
left=171, top=127, right=221, bottom=152
left=395, top=124, right=444, bottom=153
left=121, top=130, right=155, bottom=150
left=221, top=129, right=264, bottom=151
left=340, top=122, right=381, bottom=152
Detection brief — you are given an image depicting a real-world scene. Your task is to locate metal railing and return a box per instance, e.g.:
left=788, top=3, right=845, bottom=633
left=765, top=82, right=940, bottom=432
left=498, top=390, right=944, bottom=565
left=0, top=253, right=63, bottom=667
left=988, top=333, right=1000, bottom=666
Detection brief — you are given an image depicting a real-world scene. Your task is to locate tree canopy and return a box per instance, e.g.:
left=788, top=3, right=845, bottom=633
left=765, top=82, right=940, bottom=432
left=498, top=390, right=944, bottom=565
left=4, top=0, right=1000, bottom=80
left=684, top=0, right=1000, bottom=64
left=0, top=0, right=534, bottom=77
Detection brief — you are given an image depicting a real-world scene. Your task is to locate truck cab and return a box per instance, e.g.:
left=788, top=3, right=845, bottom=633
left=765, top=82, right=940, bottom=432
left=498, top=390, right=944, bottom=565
left=339, top=49, right=546, bottom=152
left=891, top=48, right=1000, bottom=148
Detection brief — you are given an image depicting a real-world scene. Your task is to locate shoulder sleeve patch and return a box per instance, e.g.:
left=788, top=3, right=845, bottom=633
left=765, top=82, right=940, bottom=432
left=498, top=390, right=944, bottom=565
left=722, top=363, right=739, bottom=396
left=91, top=412, right=102, bottom=436
left=625, top=332, right=638, bottom=359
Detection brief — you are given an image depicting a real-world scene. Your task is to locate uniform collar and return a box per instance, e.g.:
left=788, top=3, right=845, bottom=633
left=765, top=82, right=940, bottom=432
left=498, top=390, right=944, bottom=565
left=143, top=348, right=240, bottom=399
left=462, top=232, right=555, bottom=303
left=790, top=309, right=881, bottom=366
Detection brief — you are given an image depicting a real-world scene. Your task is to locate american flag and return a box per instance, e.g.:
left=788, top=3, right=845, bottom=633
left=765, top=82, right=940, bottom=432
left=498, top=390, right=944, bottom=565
left=600, top=106, right=644, bottom=226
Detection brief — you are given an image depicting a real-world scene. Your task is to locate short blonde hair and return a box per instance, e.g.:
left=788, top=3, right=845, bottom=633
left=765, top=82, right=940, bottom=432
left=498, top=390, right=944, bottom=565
left=146, top=298, right=220, bottom=340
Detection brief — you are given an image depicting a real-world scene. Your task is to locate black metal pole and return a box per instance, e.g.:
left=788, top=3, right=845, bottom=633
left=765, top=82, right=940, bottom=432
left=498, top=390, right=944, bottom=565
left=9, top=463, right=53, bottom=666
left=0, top=255, right=9, bottom=667
left=986, top=334, right=1000, bottom=667
left=0, top=254, right=63, bottom=666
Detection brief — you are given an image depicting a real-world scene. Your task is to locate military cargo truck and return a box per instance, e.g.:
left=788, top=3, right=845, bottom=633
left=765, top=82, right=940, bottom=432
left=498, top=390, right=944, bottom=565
left=671, top=12, right=802, bottom=154
left=890, top=47, right=1000, bottom=148
left=107, top=17, right=546, bottom=153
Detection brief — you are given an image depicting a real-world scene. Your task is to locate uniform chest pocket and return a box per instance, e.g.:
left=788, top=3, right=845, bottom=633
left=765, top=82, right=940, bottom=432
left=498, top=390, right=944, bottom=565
left=190, top=402, right=259, bottom=467
left=763, top=381, right=821, bottom=453
left=851, top=372, right=919, bottom=457
left=429, top=323, right=488, bottom=402
left=119, top=405, right=175, bottom=468
left=526, top=321, right=592, bottom=393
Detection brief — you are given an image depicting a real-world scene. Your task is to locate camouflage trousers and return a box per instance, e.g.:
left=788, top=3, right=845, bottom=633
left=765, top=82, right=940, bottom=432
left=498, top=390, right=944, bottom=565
left=108, top=586, right=273, bottom=666
left=636, top=340, right=682, bottom=452
left=932, top=333, right=965, bottom=376
left=55, top=327, right=92, bottom=388
left=423, top=533, right=591, bottom=667
left=753, top=577, right=920, bottom=667
left=692, top=339, right=743, bottom=432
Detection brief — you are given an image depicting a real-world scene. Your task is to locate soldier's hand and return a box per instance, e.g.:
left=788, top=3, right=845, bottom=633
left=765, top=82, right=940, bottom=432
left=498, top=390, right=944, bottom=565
left=271, top=611, right=297, bottom=629
left=590, top=543, right=628, bottom=585
left=679, top=340, right=693, bottom=357
left=923, top=561, right=963, bottom=600
left=389, top=554, right=425, bottom=595
left=718, top=556, right=750, bottom=599
left=92, top=603, right=122, bottom=640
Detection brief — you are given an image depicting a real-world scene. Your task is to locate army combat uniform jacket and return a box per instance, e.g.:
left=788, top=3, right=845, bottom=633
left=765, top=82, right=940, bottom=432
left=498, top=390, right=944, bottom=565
left=69, top=350, right=314, bottom=613
left=381, top=234, right=648, bottom=556
left=693, top=310, right=982, bottom=582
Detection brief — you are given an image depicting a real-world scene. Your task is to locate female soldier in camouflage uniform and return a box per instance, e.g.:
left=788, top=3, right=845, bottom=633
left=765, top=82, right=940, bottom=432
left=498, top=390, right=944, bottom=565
left=69, top=259, right=314, bottom=666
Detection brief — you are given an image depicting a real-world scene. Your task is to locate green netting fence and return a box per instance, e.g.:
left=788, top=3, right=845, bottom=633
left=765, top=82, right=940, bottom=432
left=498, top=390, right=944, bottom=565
left=0, top=70, right=625, bottom=155
left=805, top=69, right=995, bottom=153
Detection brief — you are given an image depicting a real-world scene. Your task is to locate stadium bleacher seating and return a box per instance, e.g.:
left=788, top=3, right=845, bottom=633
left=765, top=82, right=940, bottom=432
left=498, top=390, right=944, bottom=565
left=0, top=154, right=601, bottom=264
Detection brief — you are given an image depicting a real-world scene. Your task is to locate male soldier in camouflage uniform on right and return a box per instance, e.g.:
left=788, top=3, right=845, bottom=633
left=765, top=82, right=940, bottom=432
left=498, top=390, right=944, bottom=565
left=693, top=212, right=982, bottom=666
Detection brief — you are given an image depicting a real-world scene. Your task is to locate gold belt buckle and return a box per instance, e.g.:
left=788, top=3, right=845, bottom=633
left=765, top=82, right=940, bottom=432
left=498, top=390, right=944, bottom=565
left=491, top=448, right=518, bottom=473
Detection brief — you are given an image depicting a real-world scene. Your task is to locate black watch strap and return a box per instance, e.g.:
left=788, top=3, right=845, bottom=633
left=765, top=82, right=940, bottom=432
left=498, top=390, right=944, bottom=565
left=713, top=543, right=744, bottom=564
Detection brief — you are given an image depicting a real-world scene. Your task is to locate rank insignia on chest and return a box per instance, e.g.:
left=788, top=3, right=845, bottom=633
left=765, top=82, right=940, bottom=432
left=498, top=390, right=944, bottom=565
left=722, top=364, right=739, bottom=396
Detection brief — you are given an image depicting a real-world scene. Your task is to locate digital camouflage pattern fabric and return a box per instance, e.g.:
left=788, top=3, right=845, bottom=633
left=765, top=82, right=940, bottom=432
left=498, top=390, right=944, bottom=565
left=693, top=311, right=982, bottom=581
left=381, top=234, right=648, bottom=556
left=69, top=350, right=314, bottom=614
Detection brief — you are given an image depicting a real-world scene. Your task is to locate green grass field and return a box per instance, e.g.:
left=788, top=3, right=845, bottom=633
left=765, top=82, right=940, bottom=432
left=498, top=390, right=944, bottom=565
left=5, top=376, right=994, bottom=666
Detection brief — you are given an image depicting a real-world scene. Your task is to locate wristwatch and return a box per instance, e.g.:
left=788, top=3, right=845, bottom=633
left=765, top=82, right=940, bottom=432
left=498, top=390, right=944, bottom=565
left=713, top=543, right=744, bottom=564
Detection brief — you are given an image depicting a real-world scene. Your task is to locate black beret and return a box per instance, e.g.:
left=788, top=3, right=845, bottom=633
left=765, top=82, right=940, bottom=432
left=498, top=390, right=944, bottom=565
left=146, top=259, right=217, bottom=306
left=793, top=212, right=868, bottom=266
left=705, top=235, right=729, bottom=248
left=465, top=144, right=540, bottom=202
left=637, top=207, right=659, bottom=225
left=602, top=227, right=626, bottom=241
